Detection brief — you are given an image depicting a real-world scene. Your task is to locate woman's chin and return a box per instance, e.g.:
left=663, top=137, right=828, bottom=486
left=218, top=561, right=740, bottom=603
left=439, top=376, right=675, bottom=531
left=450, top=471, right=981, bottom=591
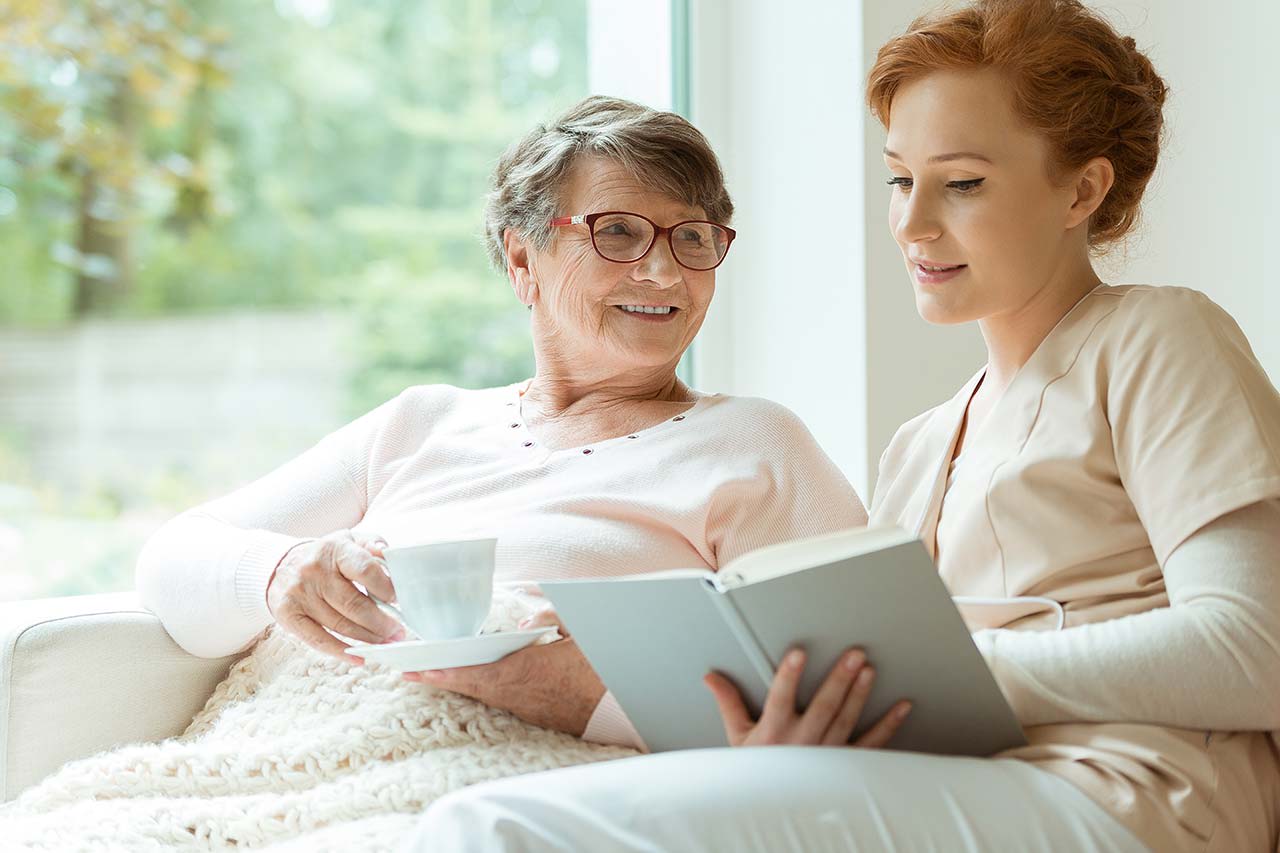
left=914, top=291, right=977, bottom=326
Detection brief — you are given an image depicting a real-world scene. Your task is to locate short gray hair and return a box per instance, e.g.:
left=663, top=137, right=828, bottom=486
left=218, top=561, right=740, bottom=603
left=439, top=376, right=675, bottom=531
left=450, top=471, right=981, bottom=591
left=482, top=95, right=734, bottom=269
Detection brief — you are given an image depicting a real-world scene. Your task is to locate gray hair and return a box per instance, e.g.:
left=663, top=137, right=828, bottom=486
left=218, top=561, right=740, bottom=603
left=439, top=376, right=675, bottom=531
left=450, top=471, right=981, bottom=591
left=482, top=95, right=734, bottom=269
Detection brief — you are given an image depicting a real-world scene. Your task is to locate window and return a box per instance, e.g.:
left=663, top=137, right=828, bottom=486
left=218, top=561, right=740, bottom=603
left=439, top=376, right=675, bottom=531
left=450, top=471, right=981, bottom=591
left=0, top=0, right=674, bottom=600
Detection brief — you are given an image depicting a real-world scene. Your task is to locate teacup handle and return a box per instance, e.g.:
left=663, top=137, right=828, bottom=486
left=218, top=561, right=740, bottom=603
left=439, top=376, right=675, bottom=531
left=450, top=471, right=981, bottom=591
left=369, top=595, right=417, bottom=640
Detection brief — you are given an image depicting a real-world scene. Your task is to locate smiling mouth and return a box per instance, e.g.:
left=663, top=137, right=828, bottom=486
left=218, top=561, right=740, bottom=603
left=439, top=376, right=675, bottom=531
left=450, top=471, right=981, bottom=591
left=616, top=305, right=678, bottom=316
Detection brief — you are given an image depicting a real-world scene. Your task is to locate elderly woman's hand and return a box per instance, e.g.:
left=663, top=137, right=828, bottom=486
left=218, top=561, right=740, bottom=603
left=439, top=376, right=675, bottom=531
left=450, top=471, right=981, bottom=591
left=704, top=648, right=912, bottom=748
left=266, top=529, right=406, bottom=663
left=402, top=609, right=607, bottom=737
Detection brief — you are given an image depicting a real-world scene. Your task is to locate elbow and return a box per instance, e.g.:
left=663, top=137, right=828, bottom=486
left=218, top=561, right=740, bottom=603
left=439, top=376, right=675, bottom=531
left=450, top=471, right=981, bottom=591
left=133, top=515, right=242, bottom=659
left=134, top=520, right=170, bottom=614
left=135, top=513, right=189, bottom=615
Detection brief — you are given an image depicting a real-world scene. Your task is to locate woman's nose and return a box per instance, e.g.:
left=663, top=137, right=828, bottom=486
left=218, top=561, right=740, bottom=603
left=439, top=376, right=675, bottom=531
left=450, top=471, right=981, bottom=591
left=893, top=192, right=943, bottom=245
left=633, top=236, right=683, bottom=286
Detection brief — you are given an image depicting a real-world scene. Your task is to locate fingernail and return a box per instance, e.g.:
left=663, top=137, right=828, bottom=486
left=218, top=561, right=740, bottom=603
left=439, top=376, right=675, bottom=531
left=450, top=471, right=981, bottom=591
left=857, top=667, right=874, bottom=685
left=418, top=669, right=443, bottom=680
left=346, top=656, right=365, bottom=666
left=843, top=651, right=865, bottom=672
left=787, top=649, right=805, bottom=668
left=897, top=702, right=912, bottom=719
left=386, top=628, right=406, bottom=642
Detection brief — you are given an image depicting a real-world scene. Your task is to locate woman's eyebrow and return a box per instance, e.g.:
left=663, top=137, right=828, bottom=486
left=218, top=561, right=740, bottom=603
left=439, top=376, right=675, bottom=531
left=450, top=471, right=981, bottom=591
left=882, top=148, right=994, bottom=165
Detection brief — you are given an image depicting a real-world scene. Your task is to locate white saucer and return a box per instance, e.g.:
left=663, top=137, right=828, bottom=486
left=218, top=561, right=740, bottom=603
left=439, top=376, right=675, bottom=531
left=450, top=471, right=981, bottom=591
left=346, top=626, right=557, bottom=671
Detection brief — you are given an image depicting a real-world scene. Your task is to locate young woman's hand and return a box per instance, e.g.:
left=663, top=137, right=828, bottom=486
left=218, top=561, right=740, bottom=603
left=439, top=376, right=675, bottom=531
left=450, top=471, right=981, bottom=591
left=704, top=648, right=911, bottom=747
left=266, top=529, right=404, bottom=664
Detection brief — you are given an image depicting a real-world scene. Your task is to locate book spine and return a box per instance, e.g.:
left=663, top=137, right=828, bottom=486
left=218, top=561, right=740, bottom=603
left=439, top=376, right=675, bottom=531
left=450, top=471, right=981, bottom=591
left=703, top=578, right=775, bottom=689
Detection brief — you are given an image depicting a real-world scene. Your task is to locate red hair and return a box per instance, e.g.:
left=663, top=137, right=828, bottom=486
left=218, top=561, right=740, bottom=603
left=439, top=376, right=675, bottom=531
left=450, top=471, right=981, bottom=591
left=867, top=0, right=1168, bottom=248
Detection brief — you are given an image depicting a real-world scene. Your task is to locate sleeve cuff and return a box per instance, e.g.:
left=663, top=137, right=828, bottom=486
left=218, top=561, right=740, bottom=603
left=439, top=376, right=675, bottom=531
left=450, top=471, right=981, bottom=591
left=235, top=531, right=313, bottom=625
left=581, top=690, right=648, bottom=752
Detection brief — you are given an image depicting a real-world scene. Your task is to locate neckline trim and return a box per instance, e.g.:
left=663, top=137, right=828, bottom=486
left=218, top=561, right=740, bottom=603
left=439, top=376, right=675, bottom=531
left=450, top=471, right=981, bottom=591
left=506, top=382, right=714, bottom=456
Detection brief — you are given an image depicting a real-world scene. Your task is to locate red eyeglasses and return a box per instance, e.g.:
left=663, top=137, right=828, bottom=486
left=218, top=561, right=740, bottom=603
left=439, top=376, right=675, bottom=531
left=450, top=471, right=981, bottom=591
left=550, top=211, right=736, bottom=271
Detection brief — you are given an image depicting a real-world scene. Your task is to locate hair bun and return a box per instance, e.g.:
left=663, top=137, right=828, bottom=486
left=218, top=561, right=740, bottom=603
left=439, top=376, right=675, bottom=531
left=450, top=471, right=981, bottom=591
left=866, top=0, right=1169, bottom=250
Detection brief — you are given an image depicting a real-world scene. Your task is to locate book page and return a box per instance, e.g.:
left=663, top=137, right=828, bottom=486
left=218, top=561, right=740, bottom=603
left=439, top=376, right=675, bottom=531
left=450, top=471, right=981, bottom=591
left=714, top=525, right=917, bottom=590
left=579, top=568, right=716, bottom=583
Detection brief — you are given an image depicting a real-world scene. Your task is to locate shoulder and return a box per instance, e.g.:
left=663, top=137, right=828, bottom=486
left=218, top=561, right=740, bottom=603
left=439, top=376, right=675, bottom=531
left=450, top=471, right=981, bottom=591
left=381, top=382, right=514, bottom=420
left=1088, top=285, right=1261, bottom=380
left=878, top=378, right=970, bottom=473
left=694, top=393, right=825, bottom=450
left=1092, top=284, right=1240, bottom=342
left=340, top=383, right=515, bottom=450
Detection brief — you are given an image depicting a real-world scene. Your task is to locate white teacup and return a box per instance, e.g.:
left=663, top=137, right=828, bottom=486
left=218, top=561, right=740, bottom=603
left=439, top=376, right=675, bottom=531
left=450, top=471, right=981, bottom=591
left=376, top=538, right=496, bottom=642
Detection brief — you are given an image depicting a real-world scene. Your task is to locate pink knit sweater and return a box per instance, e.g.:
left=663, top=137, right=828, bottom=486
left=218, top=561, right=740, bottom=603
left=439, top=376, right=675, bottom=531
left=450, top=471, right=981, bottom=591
left=137, top=382, right=868, bottom=747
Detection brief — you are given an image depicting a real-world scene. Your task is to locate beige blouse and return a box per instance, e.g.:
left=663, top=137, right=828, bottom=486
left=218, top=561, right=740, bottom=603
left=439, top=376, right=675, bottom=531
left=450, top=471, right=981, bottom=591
left=870, top=284, right=1280, bottom=852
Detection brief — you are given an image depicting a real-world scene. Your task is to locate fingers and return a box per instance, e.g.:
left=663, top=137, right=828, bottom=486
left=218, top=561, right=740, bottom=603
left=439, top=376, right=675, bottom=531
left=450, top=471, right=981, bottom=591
left=324, top=569, right=404, bottom=642
left=797, top=649, right=865, bottom=743
left=348, top=529, right=389, bottom=558
left=703, top=672, right=753, bottom=744
left=287, top=613, right=365, bottom=665
left=519, top=607, right=566, bottom=635
left=822, top=658, right=875, bottom=745
left=760, top=648, right=806, bottom=727
left=337, top=536, right=397, bottom=603
left=853, top=700, right=912, bottom=750
left=310, top=596, right=398, bottom=645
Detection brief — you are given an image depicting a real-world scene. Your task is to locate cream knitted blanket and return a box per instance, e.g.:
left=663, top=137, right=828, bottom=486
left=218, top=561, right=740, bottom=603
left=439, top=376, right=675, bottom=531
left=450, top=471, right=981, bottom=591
left=0, top=592, right=640, bottom=851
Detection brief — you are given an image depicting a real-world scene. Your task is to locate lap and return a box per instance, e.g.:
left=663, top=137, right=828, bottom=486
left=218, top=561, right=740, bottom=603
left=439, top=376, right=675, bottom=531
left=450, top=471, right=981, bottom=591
left=401, top=747, right=1149, bottom=853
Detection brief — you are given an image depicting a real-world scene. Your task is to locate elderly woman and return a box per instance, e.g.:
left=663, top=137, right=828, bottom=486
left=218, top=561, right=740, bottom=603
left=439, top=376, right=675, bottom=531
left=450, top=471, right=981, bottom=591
left=405, top=2, right=1280, bottom=852
left=136, top=95, right=891, bottom=747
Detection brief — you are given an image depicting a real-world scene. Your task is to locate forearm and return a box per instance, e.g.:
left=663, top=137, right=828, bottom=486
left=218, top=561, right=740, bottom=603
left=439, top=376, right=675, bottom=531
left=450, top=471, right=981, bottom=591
left=136, top=513, right=309, bottom=658
left=974, top=500, right=1280, bottom=730
left=136, top=442, right=368, bottom=657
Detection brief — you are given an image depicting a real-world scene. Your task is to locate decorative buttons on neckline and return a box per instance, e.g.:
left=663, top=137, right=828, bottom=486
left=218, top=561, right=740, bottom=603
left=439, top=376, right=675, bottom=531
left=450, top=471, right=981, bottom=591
left=672, top=415, right=685, bottom=422
left=510, top=423, right=520, bottom=429
left=627, top=435, right=639, bottom=439
left=582, top=448, right=593, bottom=455
left=523, top=441, right=534, bottom=448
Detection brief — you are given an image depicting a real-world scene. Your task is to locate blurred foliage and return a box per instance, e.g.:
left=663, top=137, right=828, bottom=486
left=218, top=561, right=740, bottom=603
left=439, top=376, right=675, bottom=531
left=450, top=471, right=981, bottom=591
left=0, top=0, right=581, bottom=368
left=0, top=0, right=589, bottom=598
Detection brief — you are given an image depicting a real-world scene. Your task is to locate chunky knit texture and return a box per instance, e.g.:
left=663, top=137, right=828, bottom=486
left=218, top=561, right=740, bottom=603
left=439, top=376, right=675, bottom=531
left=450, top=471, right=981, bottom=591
left=0, top=592, right=638, bottom=851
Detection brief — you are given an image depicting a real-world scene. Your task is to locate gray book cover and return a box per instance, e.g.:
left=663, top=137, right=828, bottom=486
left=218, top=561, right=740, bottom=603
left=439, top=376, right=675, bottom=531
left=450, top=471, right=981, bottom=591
left=541, top=529, right=1027, bottom=756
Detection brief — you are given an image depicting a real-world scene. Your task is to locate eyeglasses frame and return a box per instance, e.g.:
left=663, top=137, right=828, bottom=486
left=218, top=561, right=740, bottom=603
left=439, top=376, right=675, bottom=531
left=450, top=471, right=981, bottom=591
left=549, top=210, right=737, bottom=271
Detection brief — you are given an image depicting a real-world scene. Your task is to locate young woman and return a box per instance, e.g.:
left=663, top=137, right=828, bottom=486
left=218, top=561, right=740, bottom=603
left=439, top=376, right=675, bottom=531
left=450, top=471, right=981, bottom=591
left=405, top=2, right=1280, bottom=850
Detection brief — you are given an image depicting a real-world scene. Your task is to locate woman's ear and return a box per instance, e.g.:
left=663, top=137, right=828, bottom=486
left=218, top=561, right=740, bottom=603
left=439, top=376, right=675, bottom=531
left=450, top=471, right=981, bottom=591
left=1064, top=156, right=1116, bottom=230
left=503, top=229, right=538, bottom=307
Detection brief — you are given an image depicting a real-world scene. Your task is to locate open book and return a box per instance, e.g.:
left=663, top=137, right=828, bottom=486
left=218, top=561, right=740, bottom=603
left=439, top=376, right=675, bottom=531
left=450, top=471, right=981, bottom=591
left=541, top=526, right=1027, bottom=756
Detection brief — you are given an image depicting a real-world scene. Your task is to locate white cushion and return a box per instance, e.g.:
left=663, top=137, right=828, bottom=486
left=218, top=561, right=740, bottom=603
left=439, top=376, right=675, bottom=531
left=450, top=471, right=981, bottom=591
left=0, top=592, right=243, bottom=801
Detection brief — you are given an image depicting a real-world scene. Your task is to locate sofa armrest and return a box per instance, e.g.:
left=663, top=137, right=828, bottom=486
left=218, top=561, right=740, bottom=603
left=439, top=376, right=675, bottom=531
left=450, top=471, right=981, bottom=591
left=0, top=592, right=246, bottom=802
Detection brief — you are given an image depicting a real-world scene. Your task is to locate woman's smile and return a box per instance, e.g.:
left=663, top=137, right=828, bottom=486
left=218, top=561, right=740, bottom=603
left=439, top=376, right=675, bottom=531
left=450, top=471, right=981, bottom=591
left=912, top=262, right=968, bottom=286
left=614, top=304, right=681, bottom=322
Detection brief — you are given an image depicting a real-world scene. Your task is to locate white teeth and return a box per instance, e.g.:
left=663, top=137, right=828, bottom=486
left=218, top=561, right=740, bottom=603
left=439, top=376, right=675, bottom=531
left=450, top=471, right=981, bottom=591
left=620, top=305, right=673, bottom=315
left=919, top=264, right=959, bottom=272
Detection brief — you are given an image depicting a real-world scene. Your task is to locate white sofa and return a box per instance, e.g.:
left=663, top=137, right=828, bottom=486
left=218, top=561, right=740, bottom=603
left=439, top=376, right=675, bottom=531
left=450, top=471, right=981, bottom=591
left=0, top=593, right=243, bottom=802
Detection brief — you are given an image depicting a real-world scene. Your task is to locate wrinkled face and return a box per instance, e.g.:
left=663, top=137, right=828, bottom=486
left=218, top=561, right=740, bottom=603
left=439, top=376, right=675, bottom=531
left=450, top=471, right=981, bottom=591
left=883, top=68, right=1080, bottom=325
left=528, top=157, right=718, bottom=375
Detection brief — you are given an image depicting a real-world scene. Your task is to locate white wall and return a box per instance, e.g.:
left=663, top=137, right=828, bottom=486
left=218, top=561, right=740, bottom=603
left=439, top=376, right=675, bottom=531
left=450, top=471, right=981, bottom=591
left=689, top=1, right=876, bottom=492
left=689, top=0, right=982, bottom=498
left=690, top=0, right=1280, bottom=499
left=587, top=0, right=671, bottom=110
left=1094, top=0, right=1280, bottom=382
